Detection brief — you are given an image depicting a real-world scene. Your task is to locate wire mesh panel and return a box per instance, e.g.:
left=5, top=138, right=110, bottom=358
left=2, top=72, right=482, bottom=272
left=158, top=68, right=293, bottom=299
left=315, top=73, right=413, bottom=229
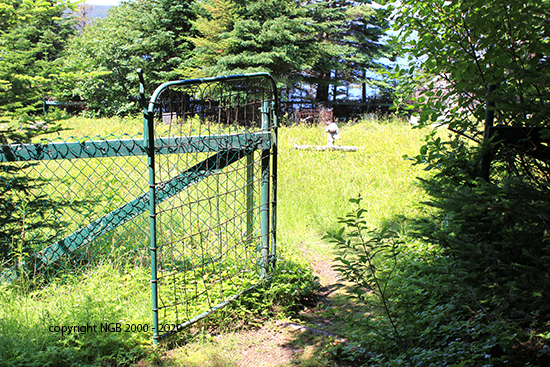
left=144, top=73, right=278, bottom=342
left=0, top=135, right=151, bottom=284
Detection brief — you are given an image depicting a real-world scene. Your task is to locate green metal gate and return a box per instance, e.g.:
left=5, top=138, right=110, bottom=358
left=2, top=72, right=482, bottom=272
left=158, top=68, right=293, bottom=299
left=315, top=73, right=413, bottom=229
left=141, top=72, right=278, bottom=342
left=0, top=72, right=278, bottom=343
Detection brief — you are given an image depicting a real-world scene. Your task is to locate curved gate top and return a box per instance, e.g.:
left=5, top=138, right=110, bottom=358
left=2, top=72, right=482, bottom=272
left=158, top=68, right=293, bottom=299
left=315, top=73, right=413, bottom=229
left=140, top=72, right=278, bottom=343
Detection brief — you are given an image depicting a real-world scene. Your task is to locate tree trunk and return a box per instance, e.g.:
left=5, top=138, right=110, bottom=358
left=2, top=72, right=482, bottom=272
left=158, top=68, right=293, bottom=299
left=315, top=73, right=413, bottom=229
left=362, top=69, right=367, bottom=104
left=316, top=73, right=330, bottom=102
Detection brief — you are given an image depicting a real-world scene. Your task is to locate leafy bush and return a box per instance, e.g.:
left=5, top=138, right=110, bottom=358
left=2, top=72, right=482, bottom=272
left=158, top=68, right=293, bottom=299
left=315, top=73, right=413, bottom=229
left=418, top=178, right=550, bottom=320
left=326, top=198, right=550, bottom=366
left=382, top=1, right=550, bottom=364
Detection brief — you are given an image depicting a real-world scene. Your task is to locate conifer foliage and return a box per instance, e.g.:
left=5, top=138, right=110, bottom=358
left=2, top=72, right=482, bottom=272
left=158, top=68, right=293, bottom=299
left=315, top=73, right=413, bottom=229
left=307, top=0, right=390, bottom=102
left=64, top=0, right=197, bottom=114
left=0, top=0, right=78, bottom=120
left=190, top=0, right=390, bottom=101
left=191, top=0, right=315, bottom=85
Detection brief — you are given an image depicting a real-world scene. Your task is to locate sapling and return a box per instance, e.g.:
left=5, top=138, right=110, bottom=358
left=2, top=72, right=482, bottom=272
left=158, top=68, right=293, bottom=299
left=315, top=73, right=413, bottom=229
left=326, top=197, right=411, bottom=362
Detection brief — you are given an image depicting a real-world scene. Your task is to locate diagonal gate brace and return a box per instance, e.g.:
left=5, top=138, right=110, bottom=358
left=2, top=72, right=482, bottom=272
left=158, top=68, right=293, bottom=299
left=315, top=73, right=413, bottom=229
left=36, top=149, right=251, bottom=267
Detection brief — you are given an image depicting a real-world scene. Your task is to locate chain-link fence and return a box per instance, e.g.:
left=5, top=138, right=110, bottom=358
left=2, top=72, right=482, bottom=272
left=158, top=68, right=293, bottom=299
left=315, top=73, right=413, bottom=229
left=0, top=134, right=150, bottom=283
left=0, top=72, right=278, bottom=343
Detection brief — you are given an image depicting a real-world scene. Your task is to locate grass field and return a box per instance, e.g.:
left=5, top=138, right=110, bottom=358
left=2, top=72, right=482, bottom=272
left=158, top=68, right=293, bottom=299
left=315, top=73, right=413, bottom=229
left=277, top=117, right=429, bottom=257
left=0, top=114, right=431, bottom=366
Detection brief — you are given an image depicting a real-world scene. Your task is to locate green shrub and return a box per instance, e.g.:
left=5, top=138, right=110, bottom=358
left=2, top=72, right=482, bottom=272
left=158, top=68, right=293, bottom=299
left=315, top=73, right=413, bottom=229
left=418, top=177, right=550, bottom=321
left=326, top=197, right=550, bottom=366
left=208, top=256, right=320, bottom=330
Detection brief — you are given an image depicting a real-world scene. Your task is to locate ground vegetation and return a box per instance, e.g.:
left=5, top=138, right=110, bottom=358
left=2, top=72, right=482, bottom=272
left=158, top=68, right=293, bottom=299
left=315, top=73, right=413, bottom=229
left=323, top=0, right=550, bottom=364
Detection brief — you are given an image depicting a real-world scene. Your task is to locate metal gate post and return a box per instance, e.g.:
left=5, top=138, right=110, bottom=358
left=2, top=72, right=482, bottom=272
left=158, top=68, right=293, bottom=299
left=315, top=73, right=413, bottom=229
left=146, top=99, right=159, bottom=346
left=148, top=113, right=159, bottom=346
left=260, top=100, right=270, bottom=278
left=270, top=100, right=277, bottom=271
left=138, top=69, right=159, bottom=345
left=245, top=153, right=254, bottom=243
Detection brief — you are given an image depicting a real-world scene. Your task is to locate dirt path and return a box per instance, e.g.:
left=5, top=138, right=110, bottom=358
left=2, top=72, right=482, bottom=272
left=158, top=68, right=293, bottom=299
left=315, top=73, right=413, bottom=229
left=228, top=252, right=346, bottom=367
left=160, top=243, right=349, bottom=367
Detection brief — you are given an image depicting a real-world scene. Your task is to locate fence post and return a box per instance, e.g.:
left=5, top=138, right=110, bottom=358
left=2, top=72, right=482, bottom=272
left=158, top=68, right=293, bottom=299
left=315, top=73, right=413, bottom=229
left=260, top=100, right=270, bottom=278
left=270, top=100, right=277, bottom=272
left=245, top=153, right=254, bottom=243
left=140, top=69, right=159, bottom=346
left=480, top=84, right=496, bottom=182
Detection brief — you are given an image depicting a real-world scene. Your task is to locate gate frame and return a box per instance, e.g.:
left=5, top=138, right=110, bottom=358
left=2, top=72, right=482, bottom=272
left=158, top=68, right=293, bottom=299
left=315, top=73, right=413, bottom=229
left=138, top=71, right=278, bottom=344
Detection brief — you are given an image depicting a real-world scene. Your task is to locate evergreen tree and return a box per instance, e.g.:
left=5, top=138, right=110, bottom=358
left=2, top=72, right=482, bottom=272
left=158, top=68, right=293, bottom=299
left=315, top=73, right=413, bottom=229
left=191, top=0, right=315, bottom=95
left=190, top=0, right=390, bottom=102
left=189, top=0, right=240, bottom=73
left=307, top=0, right=390, bottom=102
left=64, top=0, right=196, bottom=115
left=0, top=0, right=78, bottom=120
left=0, top=0, right=77, bottom=265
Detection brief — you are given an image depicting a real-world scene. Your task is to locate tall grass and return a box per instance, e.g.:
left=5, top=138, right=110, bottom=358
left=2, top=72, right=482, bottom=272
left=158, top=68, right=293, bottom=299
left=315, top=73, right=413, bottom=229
left=278, top=116, right=429, bottom=256
left=40, top=115, right=144, bottom=141
left=0, top=114, right=431, bottom=366
left=0, top=264, right=152, bottom=366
